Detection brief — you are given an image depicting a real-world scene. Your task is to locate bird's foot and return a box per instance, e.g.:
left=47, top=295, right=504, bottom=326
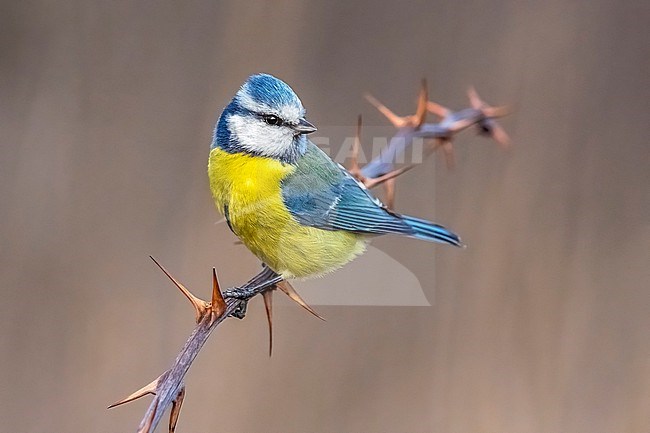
left=221, top=286, right=250, bottom=319
left=222, top=286, right=251, bottom=299
left=222, top=265, right=283, bottom=319
left=231, top=300, right=248, bottom=319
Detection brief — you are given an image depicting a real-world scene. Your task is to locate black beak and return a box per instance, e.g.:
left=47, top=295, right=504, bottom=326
left=292, top=118, right=317, bottom=134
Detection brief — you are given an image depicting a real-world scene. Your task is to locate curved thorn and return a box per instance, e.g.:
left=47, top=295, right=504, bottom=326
left=349, top=115, right=363, bottom=176
left=363, top=92, right=384, bottom=111
left=150, top=256, right=208, bottom=323
left=364, top=92, right=407, bottom=128
left=211, top=268, right=227, bottom=320
left=414, top=78, right=429, bottom=128
left=483, top=105, right=511, bottom=118
left=108, top=375, right=162, bottom=409
left=467, top=86, right=483, bottom=109
left=277, top=281, right=325, bottom=321
left=169, top=386, right=185, bottom=433
left=426, top=100, right=451, bottom=119
left=262, top=289, right=274, bottom=357
left=490, top=123, right=511, bottom=149
left=383, top=177, right=396, bottom=209
left=441, top=140, right=456, bottom=169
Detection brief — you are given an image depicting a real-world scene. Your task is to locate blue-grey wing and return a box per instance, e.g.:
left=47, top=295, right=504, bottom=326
left=281, top=143, right=413, bottom=235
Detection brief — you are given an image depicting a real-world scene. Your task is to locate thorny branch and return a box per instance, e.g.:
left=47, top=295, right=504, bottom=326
left=352, top=80, right=510, bottom=208
left=108, top=258, right=321, bottom=433
left=108, top=79, right=510, bottom=432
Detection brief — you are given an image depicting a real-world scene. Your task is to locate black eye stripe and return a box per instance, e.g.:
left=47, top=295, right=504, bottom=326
left=261, top=114, right=283, bottom=126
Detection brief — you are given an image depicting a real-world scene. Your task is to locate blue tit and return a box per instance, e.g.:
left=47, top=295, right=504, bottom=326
left=208, top=73, right=462, bottom=279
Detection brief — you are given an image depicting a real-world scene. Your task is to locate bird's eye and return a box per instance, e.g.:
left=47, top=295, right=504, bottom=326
left=262, top=114, right=282, bottom=126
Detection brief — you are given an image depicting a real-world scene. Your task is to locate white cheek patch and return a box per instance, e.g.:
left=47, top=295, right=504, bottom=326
left=228, top=114, right=296, bottom=158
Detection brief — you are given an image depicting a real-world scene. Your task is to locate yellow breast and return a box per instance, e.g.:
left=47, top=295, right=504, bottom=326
left=208, top=148, right=366, bottom=278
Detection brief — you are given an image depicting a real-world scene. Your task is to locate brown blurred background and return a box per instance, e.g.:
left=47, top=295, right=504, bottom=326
left=1, top=1, right=649, bottom=432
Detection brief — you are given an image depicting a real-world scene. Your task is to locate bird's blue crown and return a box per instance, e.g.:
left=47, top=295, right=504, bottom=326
left=239, top=73, right=301, bottom=110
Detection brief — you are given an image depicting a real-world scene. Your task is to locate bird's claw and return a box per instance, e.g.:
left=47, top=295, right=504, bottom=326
left=222, top=264, right=281, bottom=320
left=230, top=300, right=248, bottom=319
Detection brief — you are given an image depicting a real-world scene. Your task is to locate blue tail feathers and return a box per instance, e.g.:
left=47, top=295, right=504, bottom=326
left=401, top=215, right=463, bottom=247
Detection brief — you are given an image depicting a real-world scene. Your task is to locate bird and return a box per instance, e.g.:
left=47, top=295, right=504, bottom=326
left=208, top=73, right=462, bottom=284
